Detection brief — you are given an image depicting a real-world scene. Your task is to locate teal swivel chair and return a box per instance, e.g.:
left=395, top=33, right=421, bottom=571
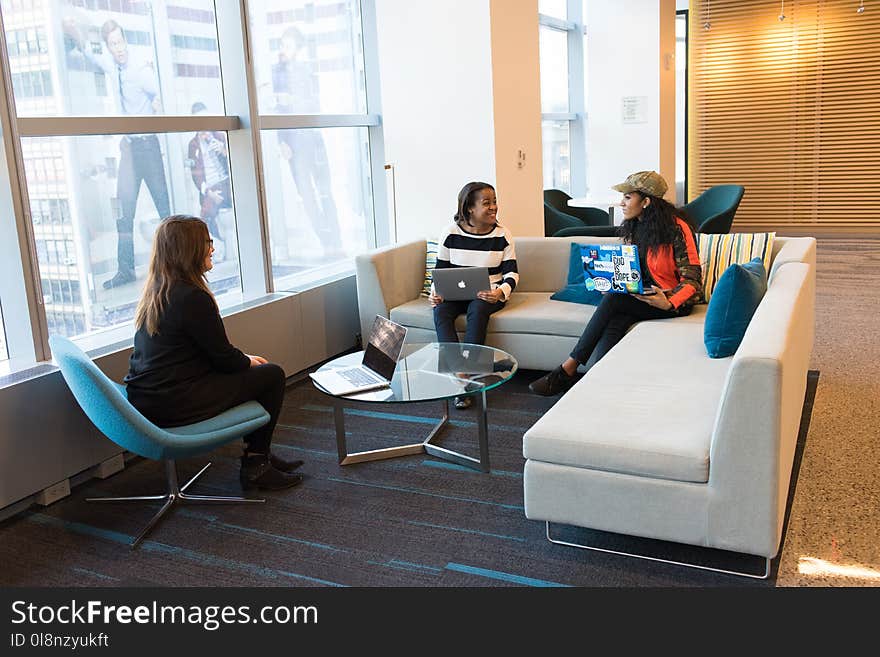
left=682, top=184, right=745, bottom=234
left=50, top=335, right=271, bottom=548
left=543, top=189, right=612, bottom=237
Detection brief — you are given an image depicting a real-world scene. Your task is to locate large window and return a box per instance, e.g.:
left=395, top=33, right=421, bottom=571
left=538, top=0, right=586, bottom=196
left=2, top=0, right=241, bottom=343
left=0, top=0, right=385, bottom=360
left=247, top=0, right=378, bottom=291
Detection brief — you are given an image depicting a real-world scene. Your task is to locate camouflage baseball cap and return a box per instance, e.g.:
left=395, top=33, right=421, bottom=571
left=611, top=170, right=668, bottom=197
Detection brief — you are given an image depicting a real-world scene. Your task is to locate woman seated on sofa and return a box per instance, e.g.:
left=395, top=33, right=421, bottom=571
left=529, top=171, right=703, bottom=396
left=429, top=181, right=519, bottom=409
left=124, top=215, right=303, bottom=490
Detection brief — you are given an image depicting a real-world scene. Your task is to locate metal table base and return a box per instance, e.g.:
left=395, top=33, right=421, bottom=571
left=333, top=390, right=490, bottom=473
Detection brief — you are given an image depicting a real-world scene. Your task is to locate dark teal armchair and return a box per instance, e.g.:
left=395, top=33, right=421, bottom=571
left=552, top=224, right=619, bottom=239
left=543, top=189, right=611, bottom=237
left=682, top=185, right=745, bottom=234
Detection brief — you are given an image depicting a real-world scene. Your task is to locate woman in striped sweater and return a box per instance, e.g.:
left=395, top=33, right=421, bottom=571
left=429, top=181, right=518, bottom=409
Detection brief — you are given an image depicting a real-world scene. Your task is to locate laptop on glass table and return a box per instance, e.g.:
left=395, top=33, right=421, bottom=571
left=309, top=316, right=407, bottom=396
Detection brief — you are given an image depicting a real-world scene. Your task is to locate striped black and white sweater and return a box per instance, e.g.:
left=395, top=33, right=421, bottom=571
left=433, top=222, right=519, bottom=300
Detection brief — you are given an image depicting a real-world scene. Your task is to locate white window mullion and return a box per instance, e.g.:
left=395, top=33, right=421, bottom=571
left=567, top=0, right=586, bottom=197
left=16, top=115, right=240, bottom=137
left=258, top=114, right=379, bottom=131
left=361, top=0, right=390, bottom=248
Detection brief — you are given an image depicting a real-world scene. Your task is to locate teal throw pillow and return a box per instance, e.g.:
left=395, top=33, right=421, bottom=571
left=549, top=242, right=603, bottom=305
left=704, top=257, right=767, bottom=358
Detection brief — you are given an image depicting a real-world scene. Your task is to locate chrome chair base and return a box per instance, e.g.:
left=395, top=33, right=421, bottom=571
left=87, top=460, right=264, bottom=548
left=546, top=522, right=771, bottom=580
left=334, top=395, right=491, bottom=472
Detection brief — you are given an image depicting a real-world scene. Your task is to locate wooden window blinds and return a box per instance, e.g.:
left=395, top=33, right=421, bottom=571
left=689, top=0, right=880, bottom=234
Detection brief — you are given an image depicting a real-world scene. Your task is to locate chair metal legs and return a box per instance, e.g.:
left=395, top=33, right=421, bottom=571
left=87, top=459, right=264, bottom=548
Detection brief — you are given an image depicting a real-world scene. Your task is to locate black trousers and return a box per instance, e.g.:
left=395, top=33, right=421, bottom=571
left=570, top=293, right=688, bottom=370
left=132, top=364, right=286, bottom=454
left=433, top=298, right=505, bottom=345
left=226, top=364, right=286, bottom=454
left=279, top=129, right=342, bottom=250
left=116, top=135, right=171, bottom=275
left=200, top=178, right=232, bottom=243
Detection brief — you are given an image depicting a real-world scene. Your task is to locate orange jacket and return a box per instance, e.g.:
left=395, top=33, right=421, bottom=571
left=643, top=216, right=703, bottom=310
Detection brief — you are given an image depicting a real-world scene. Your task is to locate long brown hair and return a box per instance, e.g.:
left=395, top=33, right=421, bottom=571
left=134, top=215, right=214, bottom=336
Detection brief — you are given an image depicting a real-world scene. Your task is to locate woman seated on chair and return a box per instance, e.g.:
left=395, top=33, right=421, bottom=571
left=529, top=171, right=703, bottom=396
left=125, top=215, right=303, bottom=490
left=429, top=181, right=518, bottom=410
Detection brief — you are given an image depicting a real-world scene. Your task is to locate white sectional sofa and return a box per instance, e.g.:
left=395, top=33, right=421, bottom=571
left=355, top=235, right=816, bottom=576
left=356, top=236, right=617, bottom=371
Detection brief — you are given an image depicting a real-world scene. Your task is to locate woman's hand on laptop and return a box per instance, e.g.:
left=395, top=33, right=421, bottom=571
left=429, top=292, right=444, bottom=307
left=634, top=286, right=673, bottom=310
left=247, top=354, right=268, bottom=367
left=477, top=288, right=504, bottom=304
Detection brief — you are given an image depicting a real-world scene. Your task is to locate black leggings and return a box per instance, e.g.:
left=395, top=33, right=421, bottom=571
left=433, top=299, right=506, bottom=345
left=570, top=293, right=688, bottom=370
left=229, top=363, right=286, bottom=454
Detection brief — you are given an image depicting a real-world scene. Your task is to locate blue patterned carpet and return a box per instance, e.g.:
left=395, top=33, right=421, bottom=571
left=0, top=370, right=818, bottom=587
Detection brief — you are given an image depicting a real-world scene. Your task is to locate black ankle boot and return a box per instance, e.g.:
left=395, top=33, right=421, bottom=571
left=240, top=454, right=303, bottom=491
left=269, top=453, right=304, bottom=473
left=528, top=365, right=578, bottom=397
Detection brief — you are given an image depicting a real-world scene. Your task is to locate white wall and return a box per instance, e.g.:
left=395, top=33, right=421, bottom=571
left=375, top=0, right=496, bottom=244
left=585, top=0, right=663, bottom=199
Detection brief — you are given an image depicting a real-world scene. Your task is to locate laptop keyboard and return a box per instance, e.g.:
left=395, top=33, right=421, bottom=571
left=338, top=367, right=382, bottom=387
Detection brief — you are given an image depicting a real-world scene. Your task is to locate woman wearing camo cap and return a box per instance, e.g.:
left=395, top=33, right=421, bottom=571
left=529, top=170, right=703, bottom=396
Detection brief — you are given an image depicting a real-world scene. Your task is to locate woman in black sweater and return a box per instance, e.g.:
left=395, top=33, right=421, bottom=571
left=125, top=216, right=302, bottom=490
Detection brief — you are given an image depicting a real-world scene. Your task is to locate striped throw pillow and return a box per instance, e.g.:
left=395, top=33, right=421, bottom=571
left=421, top=240, right=439, bottom=297
left=698, top=232, right=775, bottom=302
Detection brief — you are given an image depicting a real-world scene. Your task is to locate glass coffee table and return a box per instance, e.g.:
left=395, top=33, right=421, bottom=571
left=310, top=342, right=517, bottom=473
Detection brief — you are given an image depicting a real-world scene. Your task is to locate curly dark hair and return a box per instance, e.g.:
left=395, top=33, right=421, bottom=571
left=617, top=192, right=694, bottom=253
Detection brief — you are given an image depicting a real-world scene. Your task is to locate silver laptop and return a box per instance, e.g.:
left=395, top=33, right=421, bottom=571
left=309, top=316, right=407, bottom=396
left=432, top=266, right=491, bottom=301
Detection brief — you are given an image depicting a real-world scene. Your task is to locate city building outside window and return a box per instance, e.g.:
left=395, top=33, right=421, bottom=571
left=0, top=0, right=385, bottom=364
left=2, top=0, right=234, bottom=343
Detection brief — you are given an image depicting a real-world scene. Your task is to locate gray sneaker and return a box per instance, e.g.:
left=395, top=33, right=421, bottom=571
left=528, top=365, right=577, bottom=396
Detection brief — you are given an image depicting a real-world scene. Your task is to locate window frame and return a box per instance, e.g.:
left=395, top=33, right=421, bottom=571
left=539, top=0, right=586, bottom=197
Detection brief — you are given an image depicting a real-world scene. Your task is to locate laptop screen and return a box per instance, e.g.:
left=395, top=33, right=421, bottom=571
left=362, top=316, right=407, bottom=381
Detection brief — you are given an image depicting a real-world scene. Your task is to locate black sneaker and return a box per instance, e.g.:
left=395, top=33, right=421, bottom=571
left=269, top=453, right=304, bottom=472
left=240, top=454, right=303, bottom=491
left=528, top=365, right=577, bottom=397
left=453, top=396, right=472, bottom=409
left=102, top=270, right=136, bottom=289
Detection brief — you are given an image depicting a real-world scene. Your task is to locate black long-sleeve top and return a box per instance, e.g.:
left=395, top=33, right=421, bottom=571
left=125, top=282, right=249, bottom=424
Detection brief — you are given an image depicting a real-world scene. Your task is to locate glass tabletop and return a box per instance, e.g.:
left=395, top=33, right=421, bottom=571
left=312, top=342, right=518, bottom=403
